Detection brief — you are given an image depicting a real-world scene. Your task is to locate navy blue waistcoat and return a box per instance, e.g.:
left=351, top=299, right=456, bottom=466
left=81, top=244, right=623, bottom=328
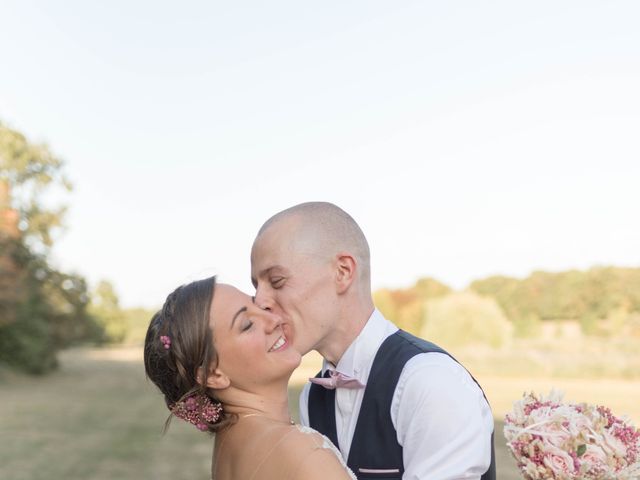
left=308, top=330, right=496, bottom=480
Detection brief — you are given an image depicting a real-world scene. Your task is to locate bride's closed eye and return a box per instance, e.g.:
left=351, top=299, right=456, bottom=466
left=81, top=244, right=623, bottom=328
left=240, top=318, right=253, bottom=332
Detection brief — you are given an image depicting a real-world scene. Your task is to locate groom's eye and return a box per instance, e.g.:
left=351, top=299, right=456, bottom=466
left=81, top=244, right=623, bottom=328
left=270, top=277, right=284, bottom=288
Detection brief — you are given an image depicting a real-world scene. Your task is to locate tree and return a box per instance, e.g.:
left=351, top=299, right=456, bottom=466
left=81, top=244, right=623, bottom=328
left=470, top=268, right=640, bottom=336
left=0, top=122, right=98, bottom=373
left=373, top=277, right=451, bottom=335
left=0, top=122, right=71, bottom=250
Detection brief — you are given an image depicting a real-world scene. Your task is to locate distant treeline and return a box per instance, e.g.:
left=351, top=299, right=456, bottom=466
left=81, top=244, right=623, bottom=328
left=471, top=267, right=640, bottom=333
left=374, top=267, right=640, bottom=343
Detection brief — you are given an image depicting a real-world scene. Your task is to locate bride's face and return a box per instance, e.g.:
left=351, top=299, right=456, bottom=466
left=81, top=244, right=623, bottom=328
left=209, top=284, right=301, bottom=390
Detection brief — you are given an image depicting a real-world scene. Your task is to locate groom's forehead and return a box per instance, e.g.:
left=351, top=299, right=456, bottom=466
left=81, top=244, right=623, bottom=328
left=252, top=236, right=290, bottom=268
left=253, top=222, right=290, bottom=254
left=252, top=223, right=308, bottom=261
left=251, top=218, right=321, bottom=273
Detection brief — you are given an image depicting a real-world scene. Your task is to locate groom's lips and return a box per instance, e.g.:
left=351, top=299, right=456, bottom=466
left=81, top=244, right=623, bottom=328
left=281, top=323, right=294, bottom=345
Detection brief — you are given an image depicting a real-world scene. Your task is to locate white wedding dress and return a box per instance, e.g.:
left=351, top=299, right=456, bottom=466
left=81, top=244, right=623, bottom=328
left=295, top=425, right=357, bottom=479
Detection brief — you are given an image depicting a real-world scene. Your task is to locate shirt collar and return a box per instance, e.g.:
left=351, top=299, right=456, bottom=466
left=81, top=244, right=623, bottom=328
left=321, top=309, right=398, bottom=384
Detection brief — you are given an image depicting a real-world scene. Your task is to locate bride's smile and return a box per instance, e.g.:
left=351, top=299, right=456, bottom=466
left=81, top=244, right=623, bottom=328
left=268, top=335, right=287, bottom=352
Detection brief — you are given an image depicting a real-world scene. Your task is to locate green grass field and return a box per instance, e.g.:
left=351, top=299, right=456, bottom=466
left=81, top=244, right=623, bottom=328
left=2, top=347, right=638, bottom=480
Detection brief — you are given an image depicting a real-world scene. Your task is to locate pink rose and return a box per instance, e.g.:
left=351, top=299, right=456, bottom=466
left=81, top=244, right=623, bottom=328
left=542, top=445, right=576, bottom=477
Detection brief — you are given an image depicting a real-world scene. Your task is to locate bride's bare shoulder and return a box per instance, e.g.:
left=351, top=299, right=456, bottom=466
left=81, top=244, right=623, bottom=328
left=273, top=426, right=354, bottom=479
left=216, top=423, right=354, bottom=480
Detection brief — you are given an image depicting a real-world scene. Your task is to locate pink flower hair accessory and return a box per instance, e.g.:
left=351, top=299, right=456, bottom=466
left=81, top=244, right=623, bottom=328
left=159, top=335, right=171, bottom=350
left=170, top=393, right=223, bottom=432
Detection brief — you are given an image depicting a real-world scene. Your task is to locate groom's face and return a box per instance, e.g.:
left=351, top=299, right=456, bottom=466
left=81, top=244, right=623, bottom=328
left=251, top=220, right=337, bottom=356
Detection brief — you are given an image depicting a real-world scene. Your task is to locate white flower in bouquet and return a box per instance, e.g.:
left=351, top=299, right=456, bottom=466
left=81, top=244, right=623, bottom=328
left=504, top=390, right=640, bottom=479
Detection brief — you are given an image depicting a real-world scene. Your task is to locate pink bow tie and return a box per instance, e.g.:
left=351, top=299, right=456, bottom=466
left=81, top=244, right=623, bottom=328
left=309, top=370, right=365, bottom=390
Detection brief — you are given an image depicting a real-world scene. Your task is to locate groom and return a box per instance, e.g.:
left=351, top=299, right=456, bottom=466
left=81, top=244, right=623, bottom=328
left=251, top=202, right=496, bottom=480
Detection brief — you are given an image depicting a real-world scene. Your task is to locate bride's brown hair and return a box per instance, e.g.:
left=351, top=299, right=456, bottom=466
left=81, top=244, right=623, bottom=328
left=144, top=275, right=236, bottom=433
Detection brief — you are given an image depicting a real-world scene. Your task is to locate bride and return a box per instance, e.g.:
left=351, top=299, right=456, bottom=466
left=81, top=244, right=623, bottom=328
left=144, top=275, right=356, bottom=479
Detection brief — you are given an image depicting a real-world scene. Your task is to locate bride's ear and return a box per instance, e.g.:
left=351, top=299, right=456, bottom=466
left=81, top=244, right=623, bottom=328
left=197, top=365, right=230, bottom=390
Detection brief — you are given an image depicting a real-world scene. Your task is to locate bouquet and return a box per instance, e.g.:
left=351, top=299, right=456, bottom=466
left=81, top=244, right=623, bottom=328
left=504, top=390, right=640, bottom=479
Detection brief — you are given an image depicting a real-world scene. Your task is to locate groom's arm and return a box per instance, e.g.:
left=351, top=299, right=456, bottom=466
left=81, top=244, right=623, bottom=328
left=391, top=353, right=494, bottom=480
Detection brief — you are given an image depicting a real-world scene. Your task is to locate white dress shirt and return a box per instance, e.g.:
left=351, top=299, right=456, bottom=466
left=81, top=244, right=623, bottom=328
left=299, top=310, right=494, bottom=480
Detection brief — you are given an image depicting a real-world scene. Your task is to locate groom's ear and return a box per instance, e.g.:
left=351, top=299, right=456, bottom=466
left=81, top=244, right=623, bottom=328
left=335, top=252, right=357, bottom=294
left=197, top=366, right=231, bottom=390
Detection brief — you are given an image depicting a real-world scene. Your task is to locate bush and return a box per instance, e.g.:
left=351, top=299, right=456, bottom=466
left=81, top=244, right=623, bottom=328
left=421, top=291, right=513, bottom=349
left=0, top=241, right=101, bottom=373
left=513, top=313, right=542, bottom=338
left=0, top=295, right=57, bottom=374
left=89, top=280, right=127, bottom=344
left=121, top=307, right=156, bottom=345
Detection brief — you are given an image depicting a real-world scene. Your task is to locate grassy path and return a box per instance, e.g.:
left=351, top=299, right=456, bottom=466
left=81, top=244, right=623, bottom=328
left=11, top=347, right=634, bottom=479
left=0, top=348, right=213, bottom=480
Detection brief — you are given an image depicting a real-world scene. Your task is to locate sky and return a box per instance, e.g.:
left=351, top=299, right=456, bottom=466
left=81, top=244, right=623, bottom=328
left=1, top=1, right=639, bottom=308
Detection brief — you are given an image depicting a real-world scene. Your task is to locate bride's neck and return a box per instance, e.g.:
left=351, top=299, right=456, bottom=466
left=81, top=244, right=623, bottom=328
left=217, top=384, right=292, bottom=424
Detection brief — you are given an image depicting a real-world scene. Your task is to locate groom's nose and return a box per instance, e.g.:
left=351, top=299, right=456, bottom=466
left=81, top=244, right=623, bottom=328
left=262, top=310, right=282, bottom=332
left=254, top=288, right=273, bottom=311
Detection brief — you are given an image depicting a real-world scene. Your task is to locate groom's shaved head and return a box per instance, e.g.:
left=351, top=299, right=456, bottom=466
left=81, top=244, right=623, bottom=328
left=254, top=202, right=371, bottom=284
left=252, top=202, right=375, bottom=358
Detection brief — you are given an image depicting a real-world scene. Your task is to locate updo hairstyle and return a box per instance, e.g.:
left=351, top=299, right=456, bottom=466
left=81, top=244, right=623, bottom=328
left=143, top=276, right=236, bottom=433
